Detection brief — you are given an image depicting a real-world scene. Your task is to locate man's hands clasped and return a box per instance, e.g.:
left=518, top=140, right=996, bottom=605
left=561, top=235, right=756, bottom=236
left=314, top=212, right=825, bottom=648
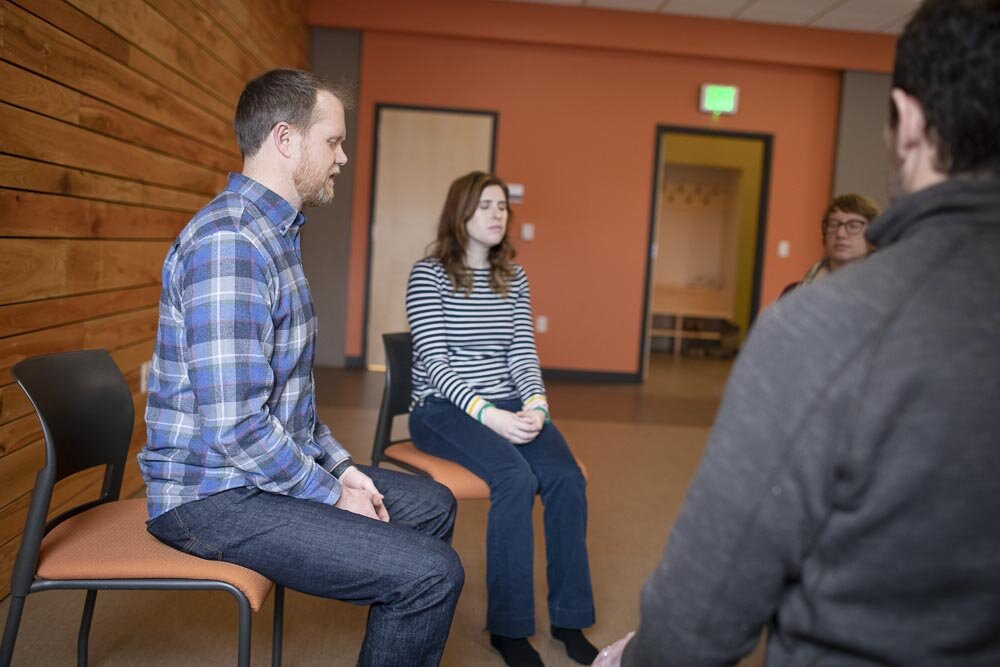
left=335, top=466, right=390, bottom=522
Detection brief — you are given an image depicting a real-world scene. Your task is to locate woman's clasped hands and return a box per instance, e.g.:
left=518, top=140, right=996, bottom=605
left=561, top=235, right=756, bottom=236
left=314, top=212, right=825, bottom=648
left=482, top=407, right=546, bottom=444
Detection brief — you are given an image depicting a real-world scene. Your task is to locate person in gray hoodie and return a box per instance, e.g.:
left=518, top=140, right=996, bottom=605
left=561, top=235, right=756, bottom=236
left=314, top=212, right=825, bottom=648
left=598, top=1, right=1000, bottom=665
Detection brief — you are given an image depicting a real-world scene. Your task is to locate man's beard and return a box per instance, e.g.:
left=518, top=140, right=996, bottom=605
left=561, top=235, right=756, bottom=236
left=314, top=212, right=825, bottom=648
left=295, top=154, right=335, bottom=208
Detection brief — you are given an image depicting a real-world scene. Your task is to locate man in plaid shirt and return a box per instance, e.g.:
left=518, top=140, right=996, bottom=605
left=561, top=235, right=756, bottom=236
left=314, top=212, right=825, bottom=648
left=139, top=69, right=463, bottom=667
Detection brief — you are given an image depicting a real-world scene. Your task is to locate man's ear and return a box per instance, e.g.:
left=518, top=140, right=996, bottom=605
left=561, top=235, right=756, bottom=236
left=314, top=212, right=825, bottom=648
left=889, top=88, right=927, bottom=159
left=272, top=121, right=295, bottom=159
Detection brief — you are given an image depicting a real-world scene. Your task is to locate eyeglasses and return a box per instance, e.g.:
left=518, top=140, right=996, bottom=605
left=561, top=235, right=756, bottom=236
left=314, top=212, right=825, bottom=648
left=824, top=219, right=867, bottom=236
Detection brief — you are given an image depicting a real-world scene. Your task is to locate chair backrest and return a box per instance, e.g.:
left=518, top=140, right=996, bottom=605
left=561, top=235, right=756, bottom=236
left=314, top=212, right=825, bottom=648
left=8, top=349, right=136, bottom=598
left=371, top=332, right=413, bottom=466
left=11, top=349, right=135, bottom=499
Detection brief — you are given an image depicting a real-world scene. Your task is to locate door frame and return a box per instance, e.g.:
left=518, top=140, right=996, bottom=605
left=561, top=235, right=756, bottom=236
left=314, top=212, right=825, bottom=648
left=356, top=103, right=499, bottom=367
left=638, top=124, right=773, bottom=376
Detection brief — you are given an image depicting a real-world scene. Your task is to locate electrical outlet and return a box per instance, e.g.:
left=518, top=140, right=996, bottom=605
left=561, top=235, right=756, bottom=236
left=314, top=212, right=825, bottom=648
left=140, top=360, right=151, bottom=393
left=777, top=240, right=791, bottom=258
left=536, top=315, right=548, bottom=333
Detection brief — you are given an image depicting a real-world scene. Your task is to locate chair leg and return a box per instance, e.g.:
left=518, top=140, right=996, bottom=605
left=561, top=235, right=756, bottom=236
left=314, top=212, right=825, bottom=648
left=1, top=596, right=27, bottom=667
left=272, top=585, right=284, bottom=667
left=77, top=589, right=97, bottom=667
left=236, top=593, right=252, bottom=667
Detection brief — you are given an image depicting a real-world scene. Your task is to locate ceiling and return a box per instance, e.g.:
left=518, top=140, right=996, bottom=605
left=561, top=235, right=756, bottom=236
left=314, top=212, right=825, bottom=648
left=498, top=0, right=921, bottom=34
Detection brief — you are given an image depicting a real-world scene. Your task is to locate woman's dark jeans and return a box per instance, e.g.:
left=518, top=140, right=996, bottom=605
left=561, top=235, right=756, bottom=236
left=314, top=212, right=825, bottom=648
left=409, top=396, right=595, bottom=638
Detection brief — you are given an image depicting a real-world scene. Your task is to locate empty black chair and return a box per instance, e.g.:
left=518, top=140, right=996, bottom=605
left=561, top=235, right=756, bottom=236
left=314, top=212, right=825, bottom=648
left=0, top=349, right=284, bottom=667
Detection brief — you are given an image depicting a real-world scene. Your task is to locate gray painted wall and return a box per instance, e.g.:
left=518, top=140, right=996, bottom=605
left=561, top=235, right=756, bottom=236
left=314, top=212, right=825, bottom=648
left=303, top=28, right=362, bottom=367
left=833, top=70, right=892, bottom=210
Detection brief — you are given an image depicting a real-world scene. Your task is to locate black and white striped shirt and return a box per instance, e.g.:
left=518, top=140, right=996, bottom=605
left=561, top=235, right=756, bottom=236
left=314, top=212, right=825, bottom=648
left=406, top=258, right=548, bottom=418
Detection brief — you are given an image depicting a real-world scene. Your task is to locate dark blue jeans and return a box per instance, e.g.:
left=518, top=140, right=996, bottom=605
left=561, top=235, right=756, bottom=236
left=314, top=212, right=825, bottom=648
left=147, top=465, right=463, bottom=667
left=409, top=396, right=595, bottom=638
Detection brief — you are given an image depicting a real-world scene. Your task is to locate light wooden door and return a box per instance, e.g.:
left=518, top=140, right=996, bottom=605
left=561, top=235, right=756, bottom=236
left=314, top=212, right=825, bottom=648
left=365, top=106, right=496, bottom=368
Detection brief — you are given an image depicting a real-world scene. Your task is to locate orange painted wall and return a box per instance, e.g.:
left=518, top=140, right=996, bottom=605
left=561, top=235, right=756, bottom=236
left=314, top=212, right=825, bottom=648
left=311, top=2, right=895, bottom=374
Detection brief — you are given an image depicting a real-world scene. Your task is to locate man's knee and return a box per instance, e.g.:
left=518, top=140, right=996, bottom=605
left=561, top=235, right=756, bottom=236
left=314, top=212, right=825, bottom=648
left=428, top=478, right=458, bottom=515
left=424, top=542, right=465, bottom=601
left=442, top=546, right=465, bottom=594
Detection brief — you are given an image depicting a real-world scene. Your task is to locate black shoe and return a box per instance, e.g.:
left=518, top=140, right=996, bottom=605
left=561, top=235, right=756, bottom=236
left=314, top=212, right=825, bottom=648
left=551, top=625, right=599, bottom=665
left=490, top=634, right=544, bottom=667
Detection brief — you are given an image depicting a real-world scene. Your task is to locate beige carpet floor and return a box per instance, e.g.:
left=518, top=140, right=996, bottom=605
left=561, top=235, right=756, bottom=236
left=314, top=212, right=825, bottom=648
left=0, top=355, right=765, bottom=666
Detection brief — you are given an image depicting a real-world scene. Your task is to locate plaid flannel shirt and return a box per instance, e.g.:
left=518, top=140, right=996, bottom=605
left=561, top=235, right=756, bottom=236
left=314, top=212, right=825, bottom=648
left=140, top=174, right=350, bottom=520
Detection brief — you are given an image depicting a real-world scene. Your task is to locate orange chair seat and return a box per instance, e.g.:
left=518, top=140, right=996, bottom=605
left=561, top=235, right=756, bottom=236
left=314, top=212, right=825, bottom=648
left=385, top=442, right=589, bottom=501
left=36, top=498, right=274, bottom=611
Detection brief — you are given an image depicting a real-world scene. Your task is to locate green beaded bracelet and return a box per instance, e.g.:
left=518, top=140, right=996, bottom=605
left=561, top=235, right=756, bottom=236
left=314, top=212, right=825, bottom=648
left=477, top=402, right=495, bottom=423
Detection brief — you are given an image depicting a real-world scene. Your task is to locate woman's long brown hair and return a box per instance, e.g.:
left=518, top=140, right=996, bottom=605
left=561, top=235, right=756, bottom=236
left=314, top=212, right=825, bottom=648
left=430, top=171, right=517, bottom=297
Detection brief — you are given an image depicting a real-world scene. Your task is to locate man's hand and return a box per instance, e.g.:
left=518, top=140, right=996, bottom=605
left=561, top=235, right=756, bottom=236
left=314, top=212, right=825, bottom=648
left=593, top=632, right=635, bottom=667
left=339, top=465, right=380, bottom=494
left=482, top=407, right=543, bottom=444
left=335, top=467, right=389, bottom=522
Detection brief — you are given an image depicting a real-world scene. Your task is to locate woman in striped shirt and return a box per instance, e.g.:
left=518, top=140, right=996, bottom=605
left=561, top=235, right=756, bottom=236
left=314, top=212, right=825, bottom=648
left=407, top=172, right=597, bottom=667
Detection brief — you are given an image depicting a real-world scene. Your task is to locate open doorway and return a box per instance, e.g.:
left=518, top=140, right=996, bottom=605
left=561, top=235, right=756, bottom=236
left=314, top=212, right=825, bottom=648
left=641, top=126, right=772, bottom=378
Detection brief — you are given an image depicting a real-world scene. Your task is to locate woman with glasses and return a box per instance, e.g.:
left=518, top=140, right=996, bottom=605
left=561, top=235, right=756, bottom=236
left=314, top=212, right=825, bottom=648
left=800, top=193, right=881, bottom=285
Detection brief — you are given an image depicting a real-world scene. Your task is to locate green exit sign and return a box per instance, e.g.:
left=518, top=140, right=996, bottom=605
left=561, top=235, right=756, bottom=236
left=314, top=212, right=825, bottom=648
left=700, top=84, right=739, bottom=115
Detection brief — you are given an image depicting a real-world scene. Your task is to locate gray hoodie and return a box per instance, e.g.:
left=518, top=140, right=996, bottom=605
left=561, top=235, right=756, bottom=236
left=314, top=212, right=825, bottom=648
left=624, top=177, right=1000, bottom=666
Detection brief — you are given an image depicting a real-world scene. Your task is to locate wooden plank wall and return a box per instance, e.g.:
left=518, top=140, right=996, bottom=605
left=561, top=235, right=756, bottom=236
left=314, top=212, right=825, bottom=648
left=0, top=0, right=310, bottom=598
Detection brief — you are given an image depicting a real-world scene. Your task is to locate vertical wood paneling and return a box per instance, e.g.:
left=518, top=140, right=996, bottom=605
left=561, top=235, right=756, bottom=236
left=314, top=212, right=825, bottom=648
left=0, top=0, right=309, bottom=598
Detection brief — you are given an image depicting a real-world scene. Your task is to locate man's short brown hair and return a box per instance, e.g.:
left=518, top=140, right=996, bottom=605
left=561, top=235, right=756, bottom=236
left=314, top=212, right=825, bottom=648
left=233, top=68, right=354, bottom=159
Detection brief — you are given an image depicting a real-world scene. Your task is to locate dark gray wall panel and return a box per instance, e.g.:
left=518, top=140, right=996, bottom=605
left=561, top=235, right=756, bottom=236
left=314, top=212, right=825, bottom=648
left=304, top=28, right=362, bottom=367
left=833, top=71, right=891, bottom=210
